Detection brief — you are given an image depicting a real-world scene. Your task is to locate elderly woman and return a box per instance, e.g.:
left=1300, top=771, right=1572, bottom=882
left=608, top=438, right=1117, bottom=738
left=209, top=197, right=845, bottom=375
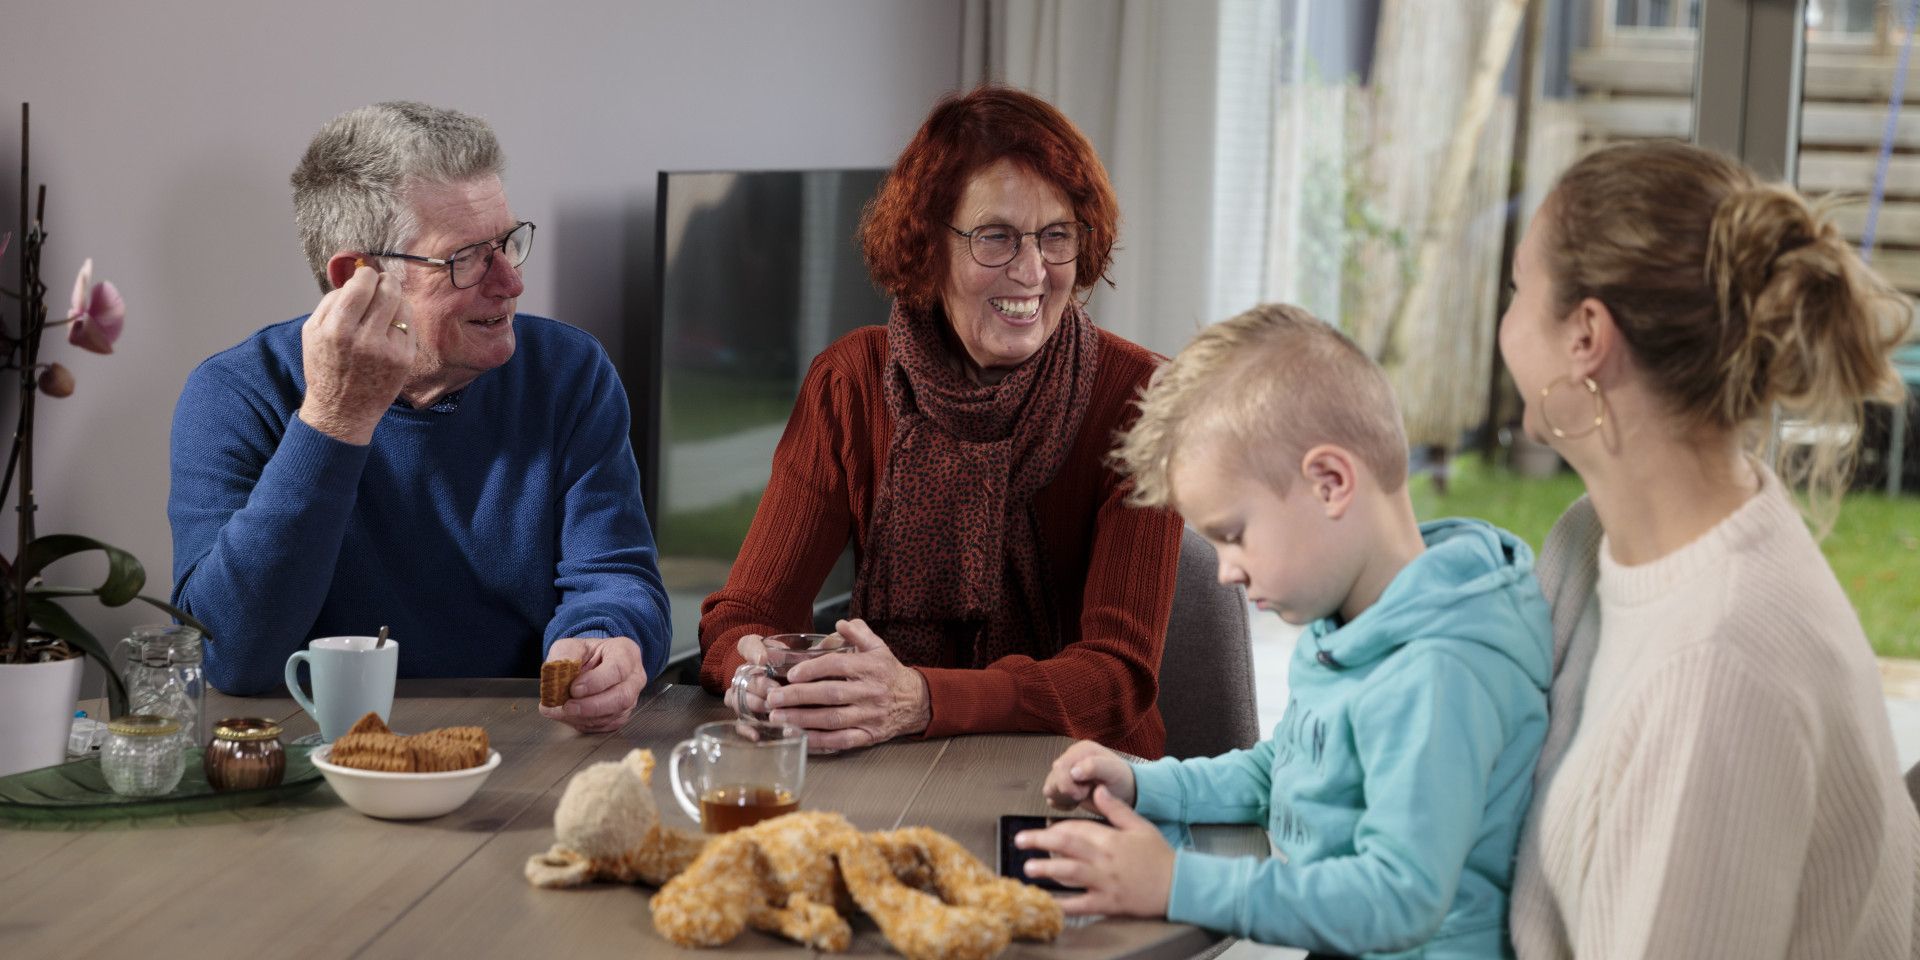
left=698, top=86, right=1182, bottom=757
left=1501, top=140, right=1919, bottom=957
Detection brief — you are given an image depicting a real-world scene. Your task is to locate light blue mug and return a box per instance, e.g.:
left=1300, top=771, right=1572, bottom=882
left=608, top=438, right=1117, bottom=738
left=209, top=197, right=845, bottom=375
left=284, top=636, right=398, bottom=742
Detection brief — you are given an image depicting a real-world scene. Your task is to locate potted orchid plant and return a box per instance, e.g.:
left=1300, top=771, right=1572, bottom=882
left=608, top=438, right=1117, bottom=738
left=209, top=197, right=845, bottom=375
left=0, top=103, right=206, bottom=777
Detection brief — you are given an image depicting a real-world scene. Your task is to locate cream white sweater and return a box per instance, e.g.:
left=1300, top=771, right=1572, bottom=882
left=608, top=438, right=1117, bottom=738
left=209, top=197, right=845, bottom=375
left=1509, top=469, right=1920, bottom=959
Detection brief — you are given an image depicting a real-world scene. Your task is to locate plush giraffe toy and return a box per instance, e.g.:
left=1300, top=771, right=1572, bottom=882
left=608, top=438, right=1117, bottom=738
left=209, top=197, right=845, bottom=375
left=650, top=810, right=1064, bottom=960
left=525, top=749, right=1063, bottom=960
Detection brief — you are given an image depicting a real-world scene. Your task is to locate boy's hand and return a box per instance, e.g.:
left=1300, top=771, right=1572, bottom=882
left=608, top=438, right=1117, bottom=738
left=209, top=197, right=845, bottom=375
left=1043, top=739, right=1136, bottom=811
left=1016, top=786, right=1174, bottom=917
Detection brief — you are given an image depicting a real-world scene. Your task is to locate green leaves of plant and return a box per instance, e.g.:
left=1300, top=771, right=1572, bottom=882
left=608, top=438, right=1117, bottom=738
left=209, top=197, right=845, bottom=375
left=26, top=596, right=125, bottom=716
left=20, top=534, right=143, bottom=606
left=12, top=535, right=215, bottom=718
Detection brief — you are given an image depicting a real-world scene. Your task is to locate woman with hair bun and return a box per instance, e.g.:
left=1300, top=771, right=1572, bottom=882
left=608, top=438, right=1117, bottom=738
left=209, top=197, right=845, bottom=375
left=1501, top=138, right=1918, bottom=958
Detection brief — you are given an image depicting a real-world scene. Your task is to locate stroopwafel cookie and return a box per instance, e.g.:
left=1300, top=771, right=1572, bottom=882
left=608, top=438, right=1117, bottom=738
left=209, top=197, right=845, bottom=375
left=542, top=659, right=582, bottom=708
left=410, top=727, right=490, bottom=771
left=344, top=712, right=392, bottom=737
left=329, top=731, right=414, bottom=772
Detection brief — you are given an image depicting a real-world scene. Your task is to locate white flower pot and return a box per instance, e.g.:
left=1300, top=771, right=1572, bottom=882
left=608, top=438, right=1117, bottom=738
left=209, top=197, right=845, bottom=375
left=0, top=655, right=85, bottom=778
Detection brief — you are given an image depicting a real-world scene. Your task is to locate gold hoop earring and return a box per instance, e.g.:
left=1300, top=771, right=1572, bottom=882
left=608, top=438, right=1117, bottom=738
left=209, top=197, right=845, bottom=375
left=1539, top=375, right=1605, bottom=440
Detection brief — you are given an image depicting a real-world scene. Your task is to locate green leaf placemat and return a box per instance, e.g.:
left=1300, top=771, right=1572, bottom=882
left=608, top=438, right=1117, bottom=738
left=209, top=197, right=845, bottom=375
left=0, top=745, right=324, bottom=822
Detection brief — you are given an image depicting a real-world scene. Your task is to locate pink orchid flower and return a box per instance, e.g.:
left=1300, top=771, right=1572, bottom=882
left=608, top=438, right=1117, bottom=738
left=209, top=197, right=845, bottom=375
left=66, top=258, right=124, bottom=355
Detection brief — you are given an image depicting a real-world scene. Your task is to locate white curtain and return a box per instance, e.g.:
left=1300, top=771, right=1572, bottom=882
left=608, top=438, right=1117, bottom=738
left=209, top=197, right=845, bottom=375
left=961, top=0, right=1369, bottom=357
left=962, top=0, right=1227, bottom=357
left=1230, top=0, right=1535, bottom=448
left=966, top=0, right=1548, bottom=450
left=1247, top=0, right=1353, bottom=328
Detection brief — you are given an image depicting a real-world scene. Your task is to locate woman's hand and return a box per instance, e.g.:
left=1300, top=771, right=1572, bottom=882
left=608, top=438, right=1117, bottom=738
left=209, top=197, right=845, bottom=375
left=1016, top=786, right=1174, bottom=918
left=1043, top=739, right=1137, bottom=811
left=722, top=633, right=770, bottom=715
left=766, top=618, right=930, bottom=753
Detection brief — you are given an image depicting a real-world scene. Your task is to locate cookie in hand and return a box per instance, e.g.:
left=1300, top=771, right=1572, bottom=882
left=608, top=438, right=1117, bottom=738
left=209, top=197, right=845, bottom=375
left=542, top=659, right=583, bottom=708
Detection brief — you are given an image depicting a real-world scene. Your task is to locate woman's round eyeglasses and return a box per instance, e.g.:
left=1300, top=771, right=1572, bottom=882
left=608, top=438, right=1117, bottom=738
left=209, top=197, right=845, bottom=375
left=946, top=220, right=1087, bottom=268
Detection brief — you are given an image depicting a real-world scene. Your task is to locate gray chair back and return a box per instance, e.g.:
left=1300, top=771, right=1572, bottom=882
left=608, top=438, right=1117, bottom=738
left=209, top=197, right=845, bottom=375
left=1156, top=527, right=1259, bottom=759
left=813, top=593, right=853, bottom=634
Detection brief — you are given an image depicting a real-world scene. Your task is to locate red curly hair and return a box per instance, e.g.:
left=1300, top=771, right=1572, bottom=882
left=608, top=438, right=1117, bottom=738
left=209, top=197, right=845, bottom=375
left=861, top=85, right=1119, bottom=310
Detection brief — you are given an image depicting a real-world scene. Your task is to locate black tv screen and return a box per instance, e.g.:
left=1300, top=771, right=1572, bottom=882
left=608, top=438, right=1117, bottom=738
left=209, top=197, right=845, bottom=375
left=649, top=169, right=890, bottom=665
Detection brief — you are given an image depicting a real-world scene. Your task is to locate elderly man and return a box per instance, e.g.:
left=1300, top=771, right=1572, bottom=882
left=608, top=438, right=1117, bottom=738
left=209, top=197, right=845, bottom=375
left=170, top=101, right=667, bottom=733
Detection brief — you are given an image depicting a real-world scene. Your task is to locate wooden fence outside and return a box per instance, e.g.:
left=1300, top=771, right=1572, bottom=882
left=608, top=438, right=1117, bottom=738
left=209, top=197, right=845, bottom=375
left=1575, top=15, right=1920, bottom=297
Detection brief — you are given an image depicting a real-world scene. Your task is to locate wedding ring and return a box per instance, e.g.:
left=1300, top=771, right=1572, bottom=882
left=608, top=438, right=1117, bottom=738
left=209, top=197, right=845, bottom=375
left=391, top=320, right=410, bottom=333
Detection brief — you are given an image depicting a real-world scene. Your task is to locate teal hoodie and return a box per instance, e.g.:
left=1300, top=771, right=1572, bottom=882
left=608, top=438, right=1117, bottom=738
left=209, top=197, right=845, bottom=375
left=1132, top=519, right=1551, bottom=959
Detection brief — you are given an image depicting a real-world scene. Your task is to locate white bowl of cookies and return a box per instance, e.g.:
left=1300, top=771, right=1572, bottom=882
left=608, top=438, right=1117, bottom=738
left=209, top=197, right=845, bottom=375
left=311, top=714, right=501, bottom=820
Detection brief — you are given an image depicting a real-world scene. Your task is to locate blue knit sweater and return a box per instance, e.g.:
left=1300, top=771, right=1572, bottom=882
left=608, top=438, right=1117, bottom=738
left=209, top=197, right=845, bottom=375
left=169, top=314, right=670, bottom=695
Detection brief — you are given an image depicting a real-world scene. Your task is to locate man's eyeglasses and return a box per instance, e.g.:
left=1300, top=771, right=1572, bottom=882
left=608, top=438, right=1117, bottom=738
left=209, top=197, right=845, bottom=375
left=372, top=221, right=535, bottom=289
left=946, top=221, right=1087, bottom=268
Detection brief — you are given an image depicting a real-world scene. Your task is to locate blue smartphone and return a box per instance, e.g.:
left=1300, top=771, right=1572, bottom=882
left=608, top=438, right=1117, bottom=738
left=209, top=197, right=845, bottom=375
left=996, top=814, right=1108, bottom=892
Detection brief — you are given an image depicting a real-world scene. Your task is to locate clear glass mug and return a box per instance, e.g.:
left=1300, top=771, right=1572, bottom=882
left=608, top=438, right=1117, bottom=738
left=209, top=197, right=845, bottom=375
left=668, top=720, right=807, bottom=833
left=117, top=624, right=207, bottom=750
left=730, top=632, right=849, bottom=724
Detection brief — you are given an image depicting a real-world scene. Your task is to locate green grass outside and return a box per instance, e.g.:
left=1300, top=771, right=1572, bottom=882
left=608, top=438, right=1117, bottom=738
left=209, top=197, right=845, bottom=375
left=1409, top=454, right=1920, bottom=660
left=660, top=490, right=765, bottom=560
left=664, top=371, right=797, bottom=442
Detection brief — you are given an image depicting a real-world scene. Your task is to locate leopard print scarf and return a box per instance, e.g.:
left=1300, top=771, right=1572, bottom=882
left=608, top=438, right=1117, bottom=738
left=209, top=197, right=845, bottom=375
left=852, top=299, right=1100, bottom=668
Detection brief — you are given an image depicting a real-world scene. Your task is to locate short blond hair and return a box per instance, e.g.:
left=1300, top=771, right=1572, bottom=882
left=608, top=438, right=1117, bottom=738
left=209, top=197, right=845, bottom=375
left=1113, top=303, right=1409, bottom=508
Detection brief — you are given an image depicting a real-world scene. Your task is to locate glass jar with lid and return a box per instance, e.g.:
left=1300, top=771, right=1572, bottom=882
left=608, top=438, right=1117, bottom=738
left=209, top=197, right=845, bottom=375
left=117, top=624, right=206, bottom=749
left=102, top=715, right=186, bottom=797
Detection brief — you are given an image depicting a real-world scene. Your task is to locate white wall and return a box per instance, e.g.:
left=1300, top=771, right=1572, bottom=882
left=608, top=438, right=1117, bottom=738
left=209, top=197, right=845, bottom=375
left=0, top=0, right=964, bottom=678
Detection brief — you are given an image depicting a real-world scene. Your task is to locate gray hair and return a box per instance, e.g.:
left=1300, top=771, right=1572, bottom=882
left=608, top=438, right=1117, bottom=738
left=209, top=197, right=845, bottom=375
left=290, top=101, right=505, bottom=292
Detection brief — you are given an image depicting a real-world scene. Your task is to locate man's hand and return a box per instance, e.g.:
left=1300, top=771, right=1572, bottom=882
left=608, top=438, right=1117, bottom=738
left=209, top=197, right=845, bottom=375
left=765, top=618, right=930, bottom=753
left=1042, top=739, right=1137, bottom=812
left=541, top=636, right=647, bottom=734
left=1015, top=786, right=1175, bottom=918
left=298, top=265, right=415, bottom=445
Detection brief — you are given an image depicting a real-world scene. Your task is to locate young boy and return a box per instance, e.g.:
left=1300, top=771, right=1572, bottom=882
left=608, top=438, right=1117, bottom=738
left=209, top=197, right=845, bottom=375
left=1018, top=304, right=1551, bottom=959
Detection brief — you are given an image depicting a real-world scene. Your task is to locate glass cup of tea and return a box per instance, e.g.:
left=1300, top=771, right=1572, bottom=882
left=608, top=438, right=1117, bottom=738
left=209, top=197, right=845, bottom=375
left=668, top=720, right=807, bottom=833
left=731, top=632, right=850, bottom=724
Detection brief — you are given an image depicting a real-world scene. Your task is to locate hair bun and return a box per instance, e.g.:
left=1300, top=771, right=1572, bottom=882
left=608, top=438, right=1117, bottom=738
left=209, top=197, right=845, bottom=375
left=1706, top=185, right=1836, bottom=307
left=1705, top=184, right=1852, bottom=423
left=1546, top=139, right=1912, bottom=532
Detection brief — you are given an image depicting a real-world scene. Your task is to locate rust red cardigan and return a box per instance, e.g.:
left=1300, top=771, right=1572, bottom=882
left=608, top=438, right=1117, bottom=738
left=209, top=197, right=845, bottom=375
left=698, top=325, right=1182, bottom=758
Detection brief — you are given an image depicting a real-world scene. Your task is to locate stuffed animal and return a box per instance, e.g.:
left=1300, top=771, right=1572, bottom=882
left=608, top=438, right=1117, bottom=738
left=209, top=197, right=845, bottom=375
left=525, top=749, right=1064, bottom=960
left=524, top=749, right=709, bottom=888
left=650, top=810, right=1063, bottom=960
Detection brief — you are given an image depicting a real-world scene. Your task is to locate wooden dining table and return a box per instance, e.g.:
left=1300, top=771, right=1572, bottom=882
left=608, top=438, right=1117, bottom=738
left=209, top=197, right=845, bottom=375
left=0, top=679, right=1270, bottom=959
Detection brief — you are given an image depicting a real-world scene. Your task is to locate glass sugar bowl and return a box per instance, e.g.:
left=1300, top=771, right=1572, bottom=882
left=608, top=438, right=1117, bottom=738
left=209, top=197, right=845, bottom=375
left=204, top=718, right=286, bottom=792
left=102, top=715, right=187, bottom=797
